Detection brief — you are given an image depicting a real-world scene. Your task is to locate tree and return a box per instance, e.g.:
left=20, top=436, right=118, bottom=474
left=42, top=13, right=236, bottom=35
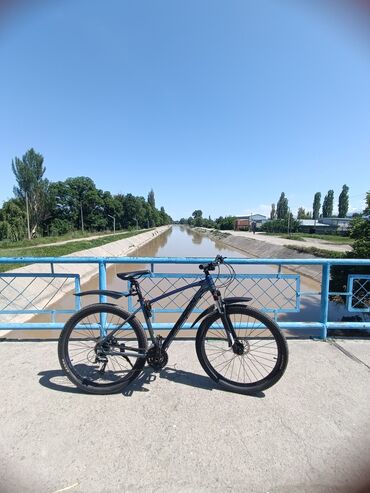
left=312, top=192, right=321, bottom=220
left=297, top=207, right=311, bottom=219
left=0, top=199, right=26, bottom=241
left=350, top=216, right=370, bottom=257
left=330, top=192, right=370, bottom=303
left=270, top=203, right=276, bottom=220
left=348, top=192, right=370, bottom=257
left=6, top=150, right=172, bottom=239
left=11, top=148, right=50, bottom=237
left=215, top=216, right=236, bottom=230
left=158, top=206, right=172, bottom=226
left=202, top=217, right=216, bottom=228
left=147, top=189, right=155, bottom=208
left=364, top=190, right=370, bottom=215
left=338, top=184, right=349, bottom=218
left=261, top=217, right=300, bottom=234
left=50, top=177, right=102, bottom=231
left=364, top=192, right=370, bottom=216
left=322, top=190, right=334, bottom=218
left=276, top=193, right=288, bottom=219
left=192, top=209, right=203, bottom=227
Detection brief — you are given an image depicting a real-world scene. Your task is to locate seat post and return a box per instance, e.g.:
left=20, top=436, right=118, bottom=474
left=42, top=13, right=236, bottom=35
left=132, top=279, right=145, bottom=304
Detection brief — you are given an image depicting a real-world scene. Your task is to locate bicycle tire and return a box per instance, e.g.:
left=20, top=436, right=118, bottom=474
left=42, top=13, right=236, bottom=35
left=58, top=304, right=148, bottom=395
left=195, top=305, right=288, bottom=394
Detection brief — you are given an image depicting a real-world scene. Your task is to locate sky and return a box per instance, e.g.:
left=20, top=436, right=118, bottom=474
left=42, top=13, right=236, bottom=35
left=0, top=0, right=369, bottom=220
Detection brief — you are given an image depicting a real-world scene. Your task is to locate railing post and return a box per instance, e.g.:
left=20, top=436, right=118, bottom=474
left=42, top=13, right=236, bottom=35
left=320, top=263, right=330, bottom=339
left=99, top=261, right=107, bottom=336
left=75, top=276, right=81, bottom=311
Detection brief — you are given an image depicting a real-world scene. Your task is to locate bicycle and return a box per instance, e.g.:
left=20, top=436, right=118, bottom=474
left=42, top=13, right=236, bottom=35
left=58, top=255, right=288, bottom=395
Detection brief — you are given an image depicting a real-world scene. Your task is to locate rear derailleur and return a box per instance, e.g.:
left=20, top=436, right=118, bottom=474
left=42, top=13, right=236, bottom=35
left=146, top=336, right=168, bottom=371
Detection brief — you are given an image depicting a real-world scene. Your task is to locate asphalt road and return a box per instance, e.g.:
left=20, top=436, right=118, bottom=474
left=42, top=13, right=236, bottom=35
left=0, top=339, right=369, bottom=493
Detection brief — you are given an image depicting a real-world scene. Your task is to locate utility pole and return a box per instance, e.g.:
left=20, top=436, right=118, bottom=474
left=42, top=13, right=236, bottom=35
left=108, top=214, right=116, bottom=234
left=287, top=208, right=291, bottom=235
left=25, top=192, right=31, bottom=240
left=80, top=202, right=84, bottom=232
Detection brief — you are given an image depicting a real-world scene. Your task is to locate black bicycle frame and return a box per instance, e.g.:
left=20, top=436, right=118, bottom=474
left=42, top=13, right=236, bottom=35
left=151, top=280, right=209, bottom=351
left=105, top=274, right=231, bottom=351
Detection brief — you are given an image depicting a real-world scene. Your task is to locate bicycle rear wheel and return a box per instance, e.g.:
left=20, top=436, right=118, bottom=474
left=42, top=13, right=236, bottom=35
left=196, top=305, right=288, bottom=394
left=58, top=304, right=147, bottom=395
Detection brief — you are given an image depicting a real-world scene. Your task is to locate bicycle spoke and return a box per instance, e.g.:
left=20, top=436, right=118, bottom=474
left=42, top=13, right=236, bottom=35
left=64, top=306, right=144, bottom=387
left=202, top=309, right=281, bottom=386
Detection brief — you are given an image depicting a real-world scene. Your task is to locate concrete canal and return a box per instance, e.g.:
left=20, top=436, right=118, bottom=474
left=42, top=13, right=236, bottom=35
left=6, top=225, right=350, bottom=339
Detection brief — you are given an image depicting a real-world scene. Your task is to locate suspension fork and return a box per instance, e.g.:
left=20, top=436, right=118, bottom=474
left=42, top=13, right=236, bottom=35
left=211, top=298, right=237, bottom=348
left=220, top=308, right=238, bottom=347
left=205, top=273, right=236, bottom=347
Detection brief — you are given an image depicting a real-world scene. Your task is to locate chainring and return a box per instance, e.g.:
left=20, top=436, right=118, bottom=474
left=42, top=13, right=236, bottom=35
left=146, top=346, right=169, bottom=371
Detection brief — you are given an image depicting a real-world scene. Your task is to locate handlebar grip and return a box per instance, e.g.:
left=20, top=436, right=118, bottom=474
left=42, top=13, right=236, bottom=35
left=200, top=259, right=221, bottom=271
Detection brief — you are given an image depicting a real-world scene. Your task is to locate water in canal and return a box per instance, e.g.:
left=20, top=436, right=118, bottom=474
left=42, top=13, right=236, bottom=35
left=7, top=225, right=348, bottom=339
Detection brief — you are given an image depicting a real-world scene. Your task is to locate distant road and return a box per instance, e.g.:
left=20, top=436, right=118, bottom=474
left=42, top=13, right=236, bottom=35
left=9, top=230, right=146, bottom=251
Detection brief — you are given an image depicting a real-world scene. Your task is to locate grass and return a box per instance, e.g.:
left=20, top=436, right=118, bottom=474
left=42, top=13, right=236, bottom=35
left=262, top=233, right=305, bottom=241
left=303, top=233, right=354, bottom=244
left=263, top=232, right=354, bottom=244
left=0, top=229, right=149, bottom=273
left=0, top=229, right=127, bottom=250
left=285, top=245, right=346, bottom=259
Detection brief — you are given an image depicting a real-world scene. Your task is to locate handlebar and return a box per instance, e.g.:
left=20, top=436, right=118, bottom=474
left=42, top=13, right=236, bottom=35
left=199, top=255, right=226, bottom=273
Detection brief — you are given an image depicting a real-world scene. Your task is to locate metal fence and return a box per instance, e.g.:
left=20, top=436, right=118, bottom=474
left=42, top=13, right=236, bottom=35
left=0, top=256, right=369, bottom=338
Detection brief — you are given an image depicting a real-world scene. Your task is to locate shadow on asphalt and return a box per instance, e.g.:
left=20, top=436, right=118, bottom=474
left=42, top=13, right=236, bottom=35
left=38, top=366, right=265, bottom=398
left=158, top=366, right=265, bottom=398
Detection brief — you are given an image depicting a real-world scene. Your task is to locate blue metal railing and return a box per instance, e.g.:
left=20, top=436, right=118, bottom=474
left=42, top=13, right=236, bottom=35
left=0, top=256, right=369, bottom=338
left=0, top=272, right=81, bottom=322
left=127, top=272, right=301, bottom=314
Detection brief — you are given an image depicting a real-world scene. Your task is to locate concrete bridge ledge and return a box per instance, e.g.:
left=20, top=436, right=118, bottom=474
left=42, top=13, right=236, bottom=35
left=0, top=338, right=369, bottom=493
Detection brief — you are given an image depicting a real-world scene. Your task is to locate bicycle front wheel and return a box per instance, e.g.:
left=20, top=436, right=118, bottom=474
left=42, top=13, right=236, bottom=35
left=58, top=304, right=147, bottom=395
left=196, top=305, right=288, bottom=394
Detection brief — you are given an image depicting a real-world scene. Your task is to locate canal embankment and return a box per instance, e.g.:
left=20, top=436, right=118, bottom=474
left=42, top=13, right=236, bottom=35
left=0, top=226, right=171, bottom=334
left=193, top=227, right=328, bottom=282
left=2, top=224, right=357, bottom=339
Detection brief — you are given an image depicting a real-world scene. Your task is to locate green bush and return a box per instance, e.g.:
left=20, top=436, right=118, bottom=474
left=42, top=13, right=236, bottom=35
left=330, top=210, right=370, bottom=305
left=49, top=219, right=73, bottom=236
left=261, top=217, right=300, bottom=233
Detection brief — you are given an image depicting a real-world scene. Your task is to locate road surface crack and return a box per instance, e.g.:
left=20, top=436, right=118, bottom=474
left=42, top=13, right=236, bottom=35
left=328, top=340, right=370, bottom=371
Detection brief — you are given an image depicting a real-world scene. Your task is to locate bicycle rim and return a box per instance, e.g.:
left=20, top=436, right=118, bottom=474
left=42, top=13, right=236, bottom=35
left=198, top=306, right=287, bottom=390
left=60, top=305, right=146, bottom=389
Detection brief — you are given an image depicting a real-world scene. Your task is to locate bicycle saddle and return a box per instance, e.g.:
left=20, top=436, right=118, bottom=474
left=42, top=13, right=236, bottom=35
left=117, top=270, right=150, bottom=281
